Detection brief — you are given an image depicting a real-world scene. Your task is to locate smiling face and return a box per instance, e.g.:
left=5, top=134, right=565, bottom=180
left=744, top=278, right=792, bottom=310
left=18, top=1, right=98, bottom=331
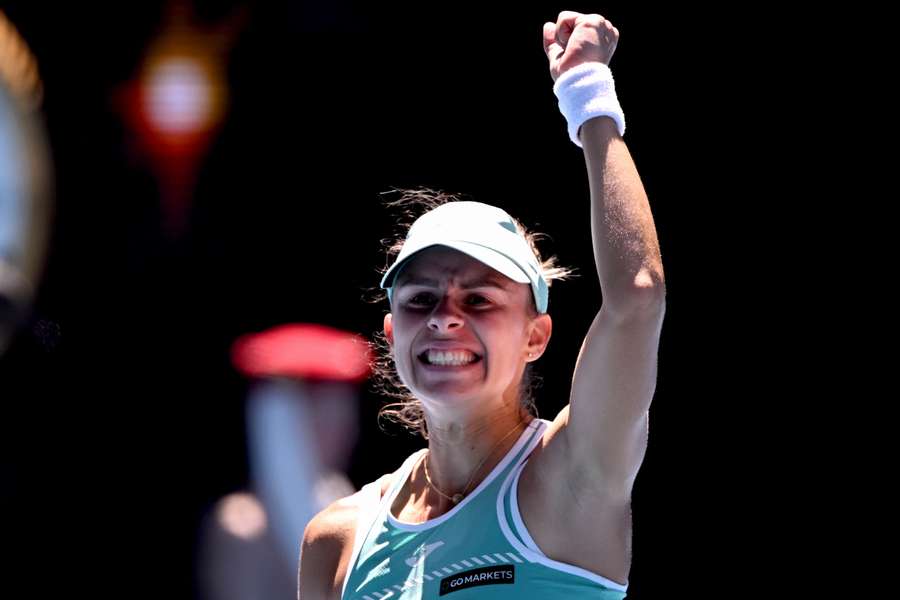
left=383, top=246, right=551, bottom=417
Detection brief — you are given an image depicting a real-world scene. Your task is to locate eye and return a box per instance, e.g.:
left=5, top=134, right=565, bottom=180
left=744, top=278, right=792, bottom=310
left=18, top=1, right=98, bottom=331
left=406, top=292, right=436, bottom=307
left=466, top=294, right=490, bottom=306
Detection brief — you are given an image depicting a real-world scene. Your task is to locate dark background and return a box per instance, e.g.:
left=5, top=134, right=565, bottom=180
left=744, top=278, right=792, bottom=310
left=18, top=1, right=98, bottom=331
left=0, top=1, right=807, bottom=598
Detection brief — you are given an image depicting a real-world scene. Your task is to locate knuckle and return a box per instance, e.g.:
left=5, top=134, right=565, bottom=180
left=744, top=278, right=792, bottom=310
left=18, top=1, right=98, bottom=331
left=582, top=14, right=605, bottom=28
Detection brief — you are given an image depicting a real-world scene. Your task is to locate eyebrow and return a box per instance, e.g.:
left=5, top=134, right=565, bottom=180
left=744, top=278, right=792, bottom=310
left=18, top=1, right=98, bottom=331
left=397, top=276, right=510, bottom=291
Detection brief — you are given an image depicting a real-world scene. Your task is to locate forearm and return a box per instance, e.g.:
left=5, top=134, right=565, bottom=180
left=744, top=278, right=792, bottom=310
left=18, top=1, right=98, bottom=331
left=581, top=116, right=665, bottom=313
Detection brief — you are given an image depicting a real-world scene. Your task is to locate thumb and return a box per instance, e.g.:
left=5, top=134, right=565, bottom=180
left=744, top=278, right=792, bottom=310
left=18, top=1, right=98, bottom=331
left=542, top=22, right=562, bottom=58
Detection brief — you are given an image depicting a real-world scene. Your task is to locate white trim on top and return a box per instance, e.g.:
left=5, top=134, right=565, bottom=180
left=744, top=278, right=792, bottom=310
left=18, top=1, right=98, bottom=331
left=507, top=461, right=543, bottom=554
left=339, top=479, right=383, bottom=600
left=496, top=445, right=629, bottom=593
left=386, top=419, right=543, bottom=532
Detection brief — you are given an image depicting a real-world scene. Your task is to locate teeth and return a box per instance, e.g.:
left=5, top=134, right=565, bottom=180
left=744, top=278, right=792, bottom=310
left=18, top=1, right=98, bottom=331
left=426, top=350, right=478, bottom=366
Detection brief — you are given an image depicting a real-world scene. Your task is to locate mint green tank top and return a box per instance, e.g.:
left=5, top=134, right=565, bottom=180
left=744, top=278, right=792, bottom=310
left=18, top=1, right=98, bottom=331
left=340, top=418, right=629, bottom=599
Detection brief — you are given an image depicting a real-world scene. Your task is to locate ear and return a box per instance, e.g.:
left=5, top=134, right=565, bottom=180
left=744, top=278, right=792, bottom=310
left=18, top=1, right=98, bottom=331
left=526, top=313, right=552, bottom=361
left=383, top=313, right=394, bottom=347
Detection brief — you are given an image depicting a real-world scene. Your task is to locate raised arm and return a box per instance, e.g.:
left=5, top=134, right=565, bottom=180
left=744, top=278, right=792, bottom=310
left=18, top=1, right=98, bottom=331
left=583, top=114, right=665, bottom=311
left=544, top=12, right=666, bottom=497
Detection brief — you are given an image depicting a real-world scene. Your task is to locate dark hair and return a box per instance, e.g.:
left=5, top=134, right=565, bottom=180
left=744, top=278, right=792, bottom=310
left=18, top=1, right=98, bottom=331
left=366, top=187, right=576, bottom=439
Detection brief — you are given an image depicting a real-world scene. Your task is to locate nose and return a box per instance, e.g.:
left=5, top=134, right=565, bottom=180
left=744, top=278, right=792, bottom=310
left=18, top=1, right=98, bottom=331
left=427, top=299, right=464, bottom=332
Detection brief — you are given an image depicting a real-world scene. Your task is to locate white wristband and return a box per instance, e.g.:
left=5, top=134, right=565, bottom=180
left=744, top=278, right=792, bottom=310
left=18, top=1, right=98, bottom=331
left=553, top=61, right=625, bottom=146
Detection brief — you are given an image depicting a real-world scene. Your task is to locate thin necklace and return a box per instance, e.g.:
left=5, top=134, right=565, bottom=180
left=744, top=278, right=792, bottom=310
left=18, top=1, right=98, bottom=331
left=420, top=416, right=528, bottom=505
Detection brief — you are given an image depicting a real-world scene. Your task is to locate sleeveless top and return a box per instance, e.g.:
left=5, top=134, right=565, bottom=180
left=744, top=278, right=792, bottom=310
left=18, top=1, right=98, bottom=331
left=340, top=418, right=629, bottom=599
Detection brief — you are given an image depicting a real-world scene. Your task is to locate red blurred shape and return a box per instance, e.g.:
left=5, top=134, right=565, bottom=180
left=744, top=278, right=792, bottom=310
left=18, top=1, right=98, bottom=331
left=115, top=1, right=245, bottom=237
left=232, top=324, right=373, bottom=382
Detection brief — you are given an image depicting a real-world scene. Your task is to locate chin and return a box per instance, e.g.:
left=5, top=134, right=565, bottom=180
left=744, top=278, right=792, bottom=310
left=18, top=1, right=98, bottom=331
left=413, top=384, right=499, bottom=410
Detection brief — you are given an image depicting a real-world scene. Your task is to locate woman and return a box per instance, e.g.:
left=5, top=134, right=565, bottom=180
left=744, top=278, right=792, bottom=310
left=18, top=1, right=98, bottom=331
left=299, top=11, right=666, bottom=600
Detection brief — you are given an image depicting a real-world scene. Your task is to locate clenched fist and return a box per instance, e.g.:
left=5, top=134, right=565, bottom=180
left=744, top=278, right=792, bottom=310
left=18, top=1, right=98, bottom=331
left=542, top=11, right=619, bottom=83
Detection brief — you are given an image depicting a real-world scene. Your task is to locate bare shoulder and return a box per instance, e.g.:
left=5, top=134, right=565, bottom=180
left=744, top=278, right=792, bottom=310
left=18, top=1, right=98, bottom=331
left=298, top=473, right=394, bottom=600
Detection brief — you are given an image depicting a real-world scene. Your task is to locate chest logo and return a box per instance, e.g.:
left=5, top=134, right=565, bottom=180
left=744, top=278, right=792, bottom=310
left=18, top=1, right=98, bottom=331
left=404, top=541, right=445, bottom=567
left=439, top=565, right=515, bottom=596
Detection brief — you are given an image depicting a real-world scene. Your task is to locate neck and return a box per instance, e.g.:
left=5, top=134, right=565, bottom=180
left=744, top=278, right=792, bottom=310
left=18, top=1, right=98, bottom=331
left=416, top=405, right=532, bottom=502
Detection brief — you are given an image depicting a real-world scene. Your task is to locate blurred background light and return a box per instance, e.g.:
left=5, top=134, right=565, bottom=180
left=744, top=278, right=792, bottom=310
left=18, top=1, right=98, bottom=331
left=116, top=0, right=244, bottom=237
left=144, top=56, right=216, bottom=136
left=215, top=492, right=267, bottom=541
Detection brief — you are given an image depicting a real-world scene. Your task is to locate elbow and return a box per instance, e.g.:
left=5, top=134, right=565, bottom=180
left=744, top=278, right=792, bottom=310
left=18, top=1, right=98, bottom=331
left=633, top=263, right=665, bottom=294
left=606, top=270, right=666, bottom=318
left=633, top=272, right=666, bottom=308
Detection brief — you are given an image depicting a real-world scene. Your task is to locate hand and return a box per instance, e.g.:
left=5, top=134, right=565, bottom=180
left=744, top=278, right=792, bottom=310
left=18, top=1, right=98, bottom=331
left=542, top=11, right=619, bottom=83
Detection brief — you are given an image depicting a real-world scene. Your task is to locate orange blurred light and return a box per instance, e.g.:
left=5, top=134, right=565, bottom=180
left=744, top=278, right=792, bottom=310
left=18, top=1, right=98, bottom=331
left=114, top=0, right=245, bottom=236
left=215, top=492, right=268, bottom=540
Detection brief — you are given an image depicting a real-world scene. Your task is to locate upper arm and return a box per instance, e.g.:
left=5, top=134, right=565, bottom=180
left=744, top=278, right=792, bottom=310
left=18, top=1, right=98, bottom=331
left=297, top=503, right=354, bottom=600
left=297, top=477, right=392, bottom=600
left=560, top=297, right=665, bottom=497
